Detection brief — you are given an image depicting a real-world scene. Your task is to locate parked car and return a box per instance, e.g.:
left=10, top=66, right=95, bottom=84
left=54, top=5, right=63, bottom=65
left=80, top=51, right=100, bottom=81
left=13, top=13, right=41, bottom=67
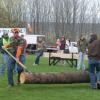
left=65, top=42, right=78, bottom=53
left=24, top=35, right=45, bottom=53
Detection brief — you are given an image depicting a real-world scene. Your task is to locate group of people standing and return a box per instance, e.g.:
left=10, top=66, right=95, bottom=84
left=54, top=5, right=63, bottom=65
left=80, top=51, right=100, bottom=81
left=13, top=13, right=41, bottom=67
left=0, top=28, right=27, bottom=87
left=0, top=28, right=46, bottom=87
left=55, top=33, right=100, bottom=89
left=77, top=33, right=100, bottom=89
left=56, top=36, right=67, bottom=51
left=0, top=30, right=100, bottom=89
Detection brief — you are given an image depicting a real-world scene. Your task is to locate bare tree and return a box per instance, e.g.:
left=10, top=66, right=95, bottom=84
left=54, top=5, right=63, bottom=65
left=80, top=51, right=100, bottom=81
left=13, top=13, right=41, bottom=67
left=79, top=0, right=89, bottom=35
left=91, top=2, right=98, bottom=33
left=1, top=0, right=100, bottom=40
left=72, top=0, right=79, bottom=37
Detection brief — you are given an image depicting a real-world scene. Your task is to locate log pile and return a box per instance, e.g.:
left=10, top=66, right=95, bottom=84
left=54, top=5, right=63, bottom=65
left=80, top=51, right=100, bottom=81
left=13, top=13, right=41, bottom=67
left=20, top=71, right=90, bottom=84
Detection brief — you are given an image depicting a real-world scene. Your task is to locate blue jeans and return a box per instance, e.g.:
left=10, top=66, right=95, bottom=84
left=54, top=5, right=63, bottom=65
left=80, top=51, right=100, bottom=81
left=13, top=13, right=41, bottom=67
left=14, top=54, right=26, bottom=73
left=8, top=57, right=16, bottom=86
left=0, top=53, right=9, bottom=74
left=35, top=49, right=44, bottom=65
left=8, top=56, right=24, bottom=86
left=77, top=52, right=85, bottom=70
left=17, top=55, right=25, bottom=83
left=89, top=59, right=100, bottom=88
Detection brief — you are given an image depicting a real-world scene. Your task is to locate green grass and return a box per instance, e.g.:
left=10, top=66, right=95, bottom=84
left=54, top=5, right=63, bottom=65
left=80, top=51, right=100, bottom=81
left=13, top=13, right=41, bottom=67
left=0, top=54, right=100, bottom=100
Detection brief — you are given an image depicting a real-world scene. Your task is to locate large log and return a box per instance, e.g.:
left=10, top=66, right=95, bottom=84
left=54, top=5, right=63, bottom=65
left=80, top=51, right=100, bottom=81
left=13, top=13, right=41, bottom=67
left=20, top=71, right=90, bottom=84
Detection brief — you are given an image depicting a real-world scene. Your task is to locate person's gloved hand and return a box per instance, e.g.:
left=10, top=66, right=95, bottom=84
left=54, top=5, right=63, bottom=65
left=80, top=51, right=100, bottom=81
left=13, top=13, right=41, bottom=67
left=2, top=45, right=10, bottom=49
left=2, top=46, right=6, bottom=49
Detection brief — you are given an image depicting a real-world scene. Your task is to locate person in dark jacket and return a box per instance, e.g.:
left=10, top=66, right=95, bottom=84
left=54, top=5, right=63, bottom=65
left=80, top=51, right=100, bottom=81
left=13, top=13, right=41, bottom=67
left=88, top=33, right=100, bottom=89
left=14, top=34, right=27, bottom=73
left=60, top=36, right=66, bottom=50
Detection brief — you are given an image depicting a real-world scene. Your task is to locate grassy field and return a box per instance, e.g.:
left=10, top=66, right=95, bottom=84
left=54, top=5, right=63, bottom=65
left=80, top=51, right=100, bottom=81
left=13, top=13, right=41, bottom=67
left=0, top=54, right=100, bottom=100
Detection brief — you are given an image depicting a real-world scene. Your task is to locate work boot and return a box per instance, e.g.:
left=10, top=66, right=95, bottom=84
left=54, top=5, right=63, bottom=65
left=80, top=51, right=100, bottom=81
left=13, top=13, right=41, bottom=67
left=97, top=81, right=100, bottom=89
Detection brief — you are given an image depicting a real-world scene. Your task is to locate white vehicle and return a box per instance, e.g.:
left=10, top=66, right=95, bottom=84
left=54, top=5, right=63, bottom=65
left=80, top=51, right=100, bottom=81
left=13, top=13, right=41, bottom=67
left=0, top=28, right=26, bottom=37
left=24, top=35, right=45, bottom=53
left=65, top=42, right=78, bottom=53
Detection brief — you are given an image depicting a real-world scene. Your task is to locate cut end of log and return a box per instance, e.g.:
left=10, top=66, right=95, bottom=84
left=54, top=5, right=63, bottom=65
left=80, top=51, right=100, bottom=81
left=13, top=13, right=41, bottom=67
left=20, top=72, right=26, bottom=84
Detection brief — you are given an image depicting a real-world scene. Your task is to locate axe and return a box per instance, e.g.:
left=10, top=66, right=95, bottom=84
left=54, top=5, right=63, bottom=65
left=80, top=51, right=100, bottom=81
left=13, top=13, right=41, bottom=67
left=2, top=47, right=27, bottom=71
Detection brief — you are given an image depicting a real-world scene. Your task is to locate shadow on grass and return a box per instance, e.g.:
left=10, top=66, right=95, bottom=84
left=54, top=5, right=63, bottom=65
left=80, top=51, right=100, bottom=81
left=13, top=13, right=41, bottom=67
left=21, top=83, right=90, bottom=91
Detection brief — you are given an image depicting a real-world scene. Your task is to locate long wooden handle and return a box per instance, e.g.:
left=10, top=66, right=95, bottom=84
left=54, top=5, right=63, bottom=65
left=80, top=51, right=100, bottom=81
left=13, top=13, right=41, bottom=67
left=3, top=48, right=27, bottom=70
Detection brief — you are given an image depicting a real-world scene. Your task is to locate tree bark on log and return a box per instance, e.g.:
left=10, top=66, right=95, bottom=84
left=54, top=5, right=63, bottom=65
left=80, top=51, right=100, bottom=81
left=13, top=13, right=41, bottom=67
left=20, top=71, right=90, bottom=84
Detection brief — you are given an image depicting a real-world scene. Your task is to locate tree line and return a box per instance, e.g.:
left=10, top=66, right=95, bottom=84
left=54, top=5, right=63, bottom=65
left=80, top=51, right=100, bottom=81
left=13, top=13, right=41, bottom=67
left=0, top=0, right=100, bottom=41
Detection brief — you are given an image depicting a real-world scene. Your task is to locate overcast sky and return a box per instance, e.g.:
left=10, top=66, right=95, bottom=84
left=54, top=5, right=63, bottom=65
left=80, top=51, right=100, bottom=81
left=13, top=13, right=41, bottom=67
left=90, top=0, right=100, bottom=5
